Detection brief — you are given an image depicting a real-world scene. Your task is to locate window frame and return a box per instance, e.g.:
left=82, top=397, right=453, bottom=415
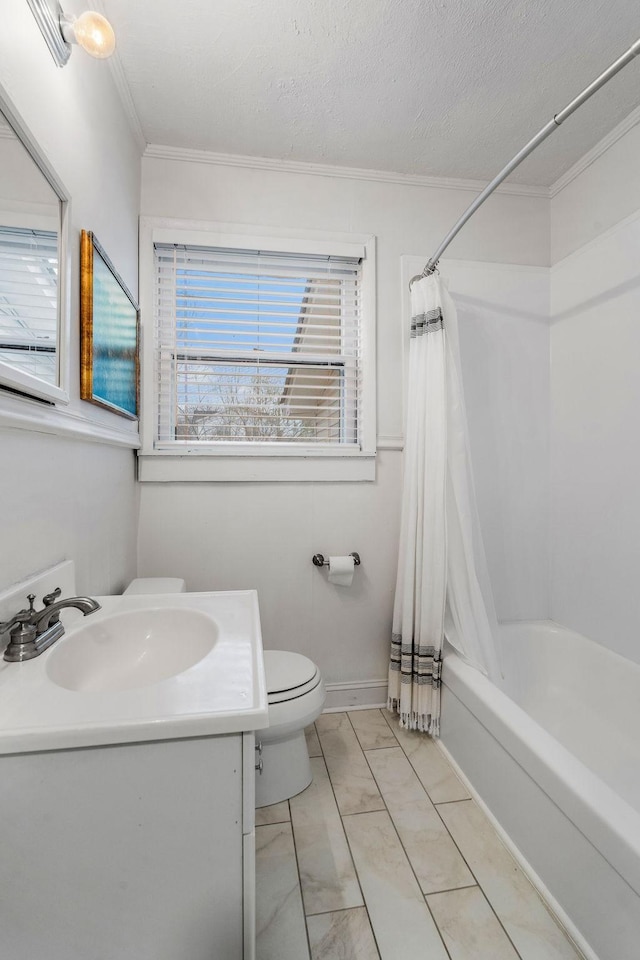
left=0, top=225, right=60, bottom=383
left=138, top=217, right=376, bottom=482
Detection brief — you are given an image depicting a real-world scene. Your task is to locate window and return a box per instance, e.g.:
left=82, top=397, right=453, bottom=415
left=139, top=221, right=376, bottom=481
left=0, top=226, right=58, bottom=384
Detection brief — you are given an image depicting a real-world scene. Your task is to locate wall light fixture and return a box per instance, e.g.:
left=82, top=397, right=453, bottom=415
left=26, top=0, right=115, bottom=68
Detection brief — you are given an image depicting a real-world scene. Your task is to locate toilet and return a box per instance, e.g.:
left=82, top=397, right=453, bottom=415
left=257, top=649, right=326, bottom=807
left=123, top=579, right=325, bottom=806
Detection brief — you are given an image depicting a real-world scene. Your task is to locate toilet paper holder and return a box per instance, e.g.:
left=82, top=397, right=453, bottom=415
left=312, top=552, right=361, bottom=567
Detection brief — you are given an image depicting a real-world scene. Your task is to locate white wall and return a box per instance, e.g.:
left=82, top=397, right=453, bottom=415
left=138, top=155, right=550, bottom=687
left=0, top=1, right=141, bottom=597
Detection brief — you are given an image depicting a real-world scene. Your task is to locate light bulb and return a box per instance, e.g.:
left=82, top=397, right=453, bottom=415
left=70, top=10, right=116, bottom=59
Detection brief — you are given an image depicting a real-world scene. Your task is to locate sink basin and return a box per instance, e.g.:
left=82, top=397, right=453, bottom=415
left=46, top=607, right=218, bottom=693
left=0, top=585, right=268, bottom=754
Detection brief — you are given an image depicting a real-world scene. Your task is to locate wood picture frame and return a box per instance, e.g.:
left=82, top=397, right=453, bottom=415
left=80, top=229, right=139, bottom=419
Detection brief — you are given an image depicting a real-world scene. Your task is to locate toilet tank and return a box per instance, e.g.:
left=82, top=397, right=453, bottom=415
left=123, top=578, right=187, bottom=595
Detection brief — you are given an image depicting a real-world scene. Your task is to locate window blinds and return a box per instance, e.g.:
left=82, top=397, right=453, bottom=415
left=0, top=226, right=58, bottom=383
left=154, top=244, right=362, bottom=446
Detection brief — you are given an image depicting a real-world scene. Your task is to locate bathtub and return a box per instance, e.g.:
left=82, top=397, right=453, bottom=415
left=440, top=620, right=640, bottom=960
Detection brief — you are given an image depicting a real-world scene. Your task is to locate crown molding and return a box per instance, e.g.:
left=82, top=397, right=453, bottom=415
left=92, top=0, right=146, bottom=154
left=144, top=143, right=549, bottom=198
left=106, top=53, right=146, bottom=154
left=549, top=103, right=640, bottom=199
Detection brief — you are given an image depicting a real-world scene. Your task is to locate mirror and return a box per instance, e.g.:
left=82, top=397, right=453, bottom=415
left=0, top=93, right=68, bottom=404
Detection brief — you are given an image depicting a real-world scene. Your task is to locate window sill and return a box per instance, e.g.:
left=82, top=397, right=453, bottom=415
left=137, top=453, right=376, bottom=482
left=0, top=389, right=140, bottom=449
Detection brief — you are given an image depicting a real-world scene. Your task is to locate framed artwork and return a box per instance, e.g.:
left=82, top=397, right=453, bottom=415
left=80, top=229, right=139, bottom=419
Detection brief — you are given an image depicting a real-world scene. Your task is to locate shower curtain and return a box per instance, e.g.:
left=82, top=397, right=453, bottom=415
left=388, top=274, right=500, bottom=736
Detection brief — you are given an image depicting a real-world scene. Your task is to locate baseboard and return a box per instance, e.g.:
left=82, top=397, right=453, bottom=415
left=436, top=738, right=596, bottom=960
left=322, top=678, right=388, bottom=712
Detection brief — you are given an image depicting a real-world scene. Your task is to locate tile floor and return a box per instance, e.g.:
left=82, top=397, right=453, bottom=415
left=255, top=708, right=583, bottom=960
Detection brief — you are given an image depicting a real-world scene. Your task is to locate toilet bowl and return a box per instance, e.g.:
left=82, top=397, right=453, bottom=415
left=256, top=650, right=326, bottom=807
left=123, top=579, right=325, bottom=806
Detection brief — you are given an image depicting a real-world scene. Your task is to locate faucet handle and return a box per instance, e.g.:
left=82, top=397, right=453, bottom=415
left=1, top=595, right=35, bottom=633
left=0, top=609, right=33, bottom=634
left=42, top=587, right=61, bottom=606
left=41, top=586, right=63, bottom=627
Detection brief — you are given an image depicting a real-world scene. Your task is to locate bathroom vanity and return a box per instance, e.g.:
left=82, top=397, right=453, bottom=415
left=2, top=731, right=259, bottom=960
left=0, top=562, right=268, bottom=960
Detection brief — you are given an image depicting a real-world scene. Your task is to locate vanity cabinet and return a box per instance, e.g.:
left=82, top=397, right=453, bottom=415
left=0, top=731, right=257, bottom=960
left=0, top=572, right=267, bottom=960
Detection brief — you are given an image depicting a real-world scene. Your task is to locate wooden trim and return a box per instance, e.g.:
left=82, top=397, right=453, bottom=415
left=79, top=229, right=94, bottom=404
left=79, top=229, right=140, bottom=420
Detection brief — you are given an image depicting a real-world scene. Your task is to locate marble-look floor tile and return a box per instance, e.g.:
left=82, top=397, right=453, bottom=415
left=366, top=747, right=475, bottom=894
left=290, top=757, right=363, bottom=916
left=306, top=724, right=323, bottom=758
left=256, top=800, right=290, bottom=826
left=437, top=800, right=582, bottom=960
left=343, top=810, right=449, bottom=960
left=385, top=715, right=470, bottom=803
left=307, top=907, right=380, bottom=960
left=256, top=822, right=310, bottom=960
left=315, top=713, right=384, bottom=816
left=427, top=886, right=520, bottom=960
left=348, top=710, right=398, bottom=751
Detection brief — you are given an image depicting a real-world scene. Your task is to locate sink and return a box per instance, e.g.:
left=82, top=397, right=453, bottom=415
left=0, top=586, right=268, bottom=754
left=46, top=607, right=218, bottom=693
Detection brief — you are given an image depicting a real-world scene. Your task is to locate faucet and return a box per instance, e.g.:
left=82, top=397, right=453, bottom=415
left=0, top=589, right=101, bottom=662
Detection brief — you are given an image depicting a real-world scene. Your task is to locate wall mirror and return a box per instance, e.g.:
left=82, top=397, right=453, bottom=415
left=0, top=90, right=69, bottom=404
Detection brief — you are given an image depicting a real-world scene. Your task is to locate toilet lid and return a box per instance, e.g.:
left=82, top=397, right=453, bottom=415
left=264, top=650, right=318, bottom=695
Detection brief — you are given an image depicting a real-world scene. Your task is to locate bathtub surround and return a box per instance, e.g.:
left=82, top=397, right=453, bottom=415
left=436, top=114, right=640, bottom=956
left=549, top=115, right=640, bottom=667
left=440, top=621, right=640, bottom=960
left=432, top=260, right=551, bottom=624
left=398, top=114, right=640, bottom=956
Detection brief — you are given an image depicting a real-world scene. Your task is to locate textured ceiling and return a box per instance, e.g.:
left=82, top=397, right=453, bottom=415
left=102, top=0, right=640, bottom=186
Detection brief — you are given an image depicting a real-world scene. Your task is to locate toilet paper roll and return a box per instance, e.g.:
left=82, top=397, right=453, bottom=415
left=328, top=555, right=355, bottom=587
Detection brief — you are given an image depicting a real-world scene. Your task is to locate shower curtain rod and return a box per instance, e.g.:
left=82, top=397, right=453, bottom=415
left=412, top=36, right=640, bottom=284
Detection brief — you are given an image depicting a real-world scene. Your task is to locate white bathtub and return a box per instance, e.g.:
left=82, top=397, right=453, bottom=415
left=440, top=620, right=640, bottom=960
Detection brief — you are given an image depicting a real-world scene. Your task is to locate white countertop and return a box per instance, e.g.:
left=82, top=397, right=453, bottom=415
left=0, top=590, right=269, bottom=755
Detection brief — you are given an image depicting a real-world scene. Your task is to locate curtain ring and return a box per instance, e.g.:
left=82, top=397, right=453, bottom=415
left=409, top=264, right=439, bottom=289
